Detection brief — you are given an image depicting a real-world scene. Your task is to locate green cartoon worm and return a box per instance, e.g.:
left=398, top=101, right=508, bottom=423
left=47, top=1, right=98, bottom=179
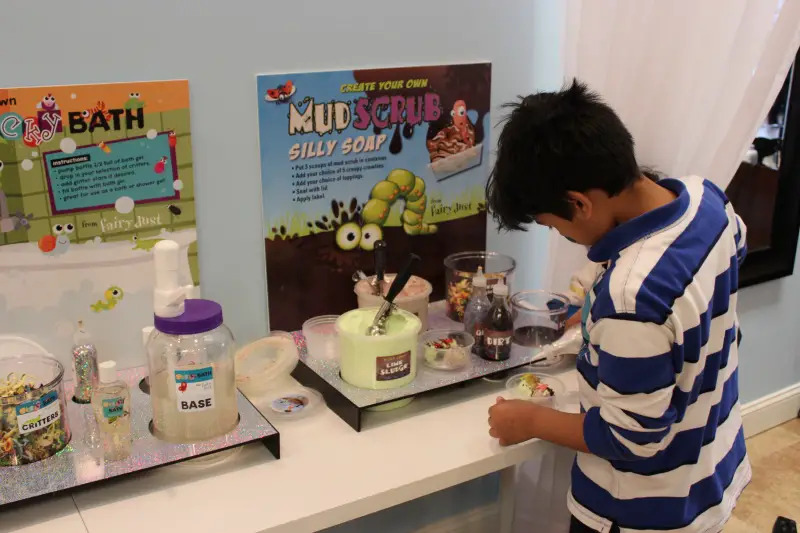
left=361, top=169, right=437, bottom=236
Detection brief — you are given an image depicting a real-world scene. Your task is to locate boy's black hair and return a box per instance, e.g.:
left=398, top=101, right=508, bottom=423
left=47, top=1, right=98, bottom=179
left=486, top=80, right=640, bottom=231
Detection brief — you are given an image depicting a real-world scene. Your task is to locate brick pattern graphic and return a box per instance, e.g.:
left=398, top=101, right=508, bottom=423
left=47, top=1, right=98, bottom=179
left=0, top=109, right=198, bottom=283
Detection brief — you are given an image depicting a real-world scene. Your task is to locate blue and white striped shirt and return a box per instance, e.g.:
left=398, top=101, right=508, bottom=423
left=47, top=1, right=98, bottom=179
left=568, top=176, right=751, bottom=533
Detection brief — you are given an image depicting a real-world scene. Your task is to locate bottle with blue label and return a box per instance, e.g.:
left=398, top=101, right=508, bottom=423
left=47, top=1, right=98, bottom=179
left=146, top=240, right=238, bottom=443
left=91, top=360, right=131, bottom=460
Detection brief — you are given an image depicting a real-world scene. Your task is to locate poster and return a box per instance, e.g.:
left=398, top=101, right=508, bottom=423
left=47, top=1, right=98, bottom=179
left=257, top=63, right=491, bottom=330
left=0, top=80, right=198, bottom=370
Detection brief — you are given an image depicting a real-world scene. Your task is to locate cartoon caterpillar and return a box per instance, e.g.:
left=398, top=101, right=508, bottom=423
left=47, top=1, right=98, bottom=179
left=90, top=286, right=124, bottom=312
left=361, top=169, right=437, bottom=235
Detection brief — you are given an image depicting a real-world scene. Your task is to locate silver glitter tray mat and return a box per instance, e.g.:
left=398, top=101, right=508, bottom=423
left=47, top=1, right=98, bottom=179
left=293, top=301, right=541, bottom=431
left=1, top=366, right=279, bottom=507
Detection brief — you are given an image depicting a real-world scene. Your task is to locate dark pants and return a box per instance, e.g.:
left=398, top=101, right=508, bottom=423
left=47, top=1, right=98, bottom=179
left=570, top=516, right=620, bottom=533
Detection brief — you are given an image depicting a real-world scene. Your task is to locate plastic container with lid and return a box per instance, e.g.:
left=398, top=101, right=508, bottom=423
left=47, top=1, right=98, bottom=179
left=146, top=240, right=238, bottom=443
left=336, top=307, right=421, bottom=390
left=0, top=354, right=71, bottom=466
left=444, top=251, right=516, bottom=322
left=147, top=299, right=239, bottom=443
left=354, top=274, right=432, bottom=330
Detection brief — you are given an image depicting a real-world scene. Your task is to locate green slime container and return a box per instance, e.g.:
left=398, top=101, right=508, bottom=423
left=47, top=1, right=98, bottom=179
left=336, top=307, right=421, bottom=390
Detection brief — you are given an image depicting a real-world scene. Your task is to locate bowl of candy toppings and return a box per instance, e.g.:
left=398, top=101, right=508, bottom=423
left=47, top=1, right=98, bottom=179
left=505, top=372, right=565, bottom=408
left=419, top=329, right=473, bottom=371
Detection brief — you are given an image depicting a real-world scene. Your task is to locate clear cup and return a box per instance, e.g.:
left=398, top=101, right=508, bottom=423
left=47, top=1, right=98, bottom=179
left=511, top=291, right=570, bottom=348
left=302, top=315, right=339, bottom=361
left=444, top=251, right=516, bottom=322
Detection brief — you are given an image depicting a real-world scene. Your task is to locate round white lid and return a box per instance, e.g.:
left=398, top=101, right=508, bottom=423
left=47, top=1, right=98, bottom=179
left=98, top=360, right=117, bottom=383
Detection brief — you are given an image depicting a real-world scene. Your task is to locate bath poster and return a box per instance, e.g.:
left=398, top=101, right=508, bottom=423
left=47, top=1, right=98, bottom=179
left=257, top=63, right=491, bottom=330
left=0, top=80, right=198, bottom=370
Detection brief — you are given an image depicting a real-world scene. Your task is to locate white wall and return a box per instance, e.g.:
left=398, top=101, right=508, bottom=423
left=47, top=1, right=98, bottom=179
left=2, top=2, right=554, bottom=530
left=0, top=0, right=550, bottom=351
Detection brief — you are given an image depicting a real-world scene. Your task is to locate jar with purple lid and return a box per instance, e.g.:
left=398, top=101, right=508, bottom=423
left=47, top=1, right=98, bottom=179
left=146, top=299, right=238, bottom=443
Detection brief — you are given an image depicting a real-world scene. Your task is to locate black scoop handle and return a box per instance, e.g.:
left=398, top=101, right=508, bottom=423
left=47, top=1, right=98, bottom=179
left=374, top=240, right=387, bottom=284
left=385, top=253, right=420, bottom=304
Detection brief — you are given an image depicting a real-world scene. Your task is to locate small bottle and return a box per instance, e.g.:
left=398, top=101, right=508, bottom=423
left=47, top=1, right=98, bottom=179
left=71, top=321, right=98, bottom=404
left=482, top=281, right=513, bottom=361
left=92, top=360, right=132, bottom=460
left=464, top=267, right=491, bottom=357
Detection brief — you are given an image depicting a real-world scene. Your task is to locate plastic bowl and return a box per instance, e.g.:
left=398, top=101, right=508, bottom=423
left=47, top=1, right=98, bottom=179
left=354, top=275, right=432, bottom=331
left=511, top=291, right=570, bottom=348
left=444, top=251, right=516, bottom=322
left=235, top=331, right=299, bottom=395
left=0, top=354, right=71, bottom=466
left=302, top=315, right=340, bottom=360
left=419, top=329, right=474, bottom=371
left=505, top=372, right=565, bottom=408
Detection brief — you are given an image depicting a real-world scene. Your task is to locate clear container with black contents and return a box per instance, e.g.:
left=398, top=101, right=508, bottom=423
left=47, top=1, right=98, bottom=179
left=482, top=281, right=513, bottom=361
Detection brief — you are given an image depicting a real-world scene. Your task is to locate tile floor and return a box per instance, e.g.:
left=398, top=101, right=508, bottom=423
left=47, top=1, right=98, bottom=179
left=726, top=418, right=800, bottom=532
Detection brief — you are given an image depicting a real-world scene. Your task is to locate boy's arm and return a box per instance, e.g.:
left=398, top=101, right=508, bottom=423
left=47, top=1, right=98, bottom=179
left=489, top=318, right=677, bottom=460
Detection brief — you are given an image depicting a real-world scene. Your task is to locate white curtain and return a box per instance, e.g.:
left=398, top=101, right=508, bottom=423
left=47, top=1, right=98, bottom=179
left=544, top=0, right=800, bottom=294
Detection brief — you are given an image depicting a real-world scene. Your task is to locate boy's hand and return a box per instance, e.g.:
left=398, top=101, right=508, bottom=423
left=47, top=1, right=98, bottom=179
left=488, top=397, right=540, bottom=446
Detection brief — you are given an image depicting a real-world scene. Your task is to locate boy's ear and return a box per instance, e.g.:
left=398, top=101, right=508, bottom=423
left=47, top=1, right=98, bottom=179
left=566, top=191, right=593, bottom=221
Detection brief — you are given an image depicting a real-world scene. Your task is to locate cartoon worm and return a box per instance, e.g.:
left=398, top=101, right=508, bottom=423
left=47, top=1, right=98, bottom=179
left=90, top=286, right=124, bottom=312
left=361, top=168, right=438, bottom=235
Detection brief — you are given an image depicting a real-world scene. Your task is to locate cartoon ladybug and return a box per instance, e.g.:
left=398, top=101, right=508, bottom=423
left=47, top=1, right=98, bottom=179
left=265, top=80, right=295, bottom=103
left=168, top=131, right=177, bottom=148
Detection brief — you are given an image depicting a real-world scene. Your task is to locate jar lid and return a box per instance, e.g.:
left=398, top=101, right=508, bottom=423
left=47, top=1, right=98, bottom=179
left=154, top=299, right=223, bottom=335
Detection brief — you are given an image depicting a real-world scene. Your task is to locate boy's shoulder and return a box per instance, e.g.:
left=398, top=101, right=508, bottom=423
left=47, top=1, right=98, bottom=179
left=592, top=176, right=730, bottom=325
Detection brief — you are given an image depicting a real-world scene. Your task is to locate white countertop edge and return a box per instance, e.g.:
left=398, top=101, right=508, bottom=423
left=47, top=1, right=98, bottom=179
left=15, top=365, right=577, bottom=533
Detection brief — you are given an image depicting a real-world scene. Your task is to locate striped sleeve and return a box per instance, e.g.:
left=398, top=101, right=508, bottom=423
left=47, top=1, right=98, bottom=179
left=583, top=318, right=678, bottom=461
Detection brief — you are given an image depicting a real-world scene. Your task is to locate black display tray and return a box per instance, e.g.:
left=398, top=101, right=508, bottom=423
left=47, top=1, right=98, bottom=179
left=293, top=301, right=540, bottom=431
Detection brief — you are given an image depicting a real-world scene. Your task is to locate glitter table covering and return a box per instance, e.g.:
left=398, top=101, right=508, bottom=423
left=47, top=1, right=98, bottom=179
left=292, top=301, right=543, bottom=430
left=0, top=366, right=279, bottom=506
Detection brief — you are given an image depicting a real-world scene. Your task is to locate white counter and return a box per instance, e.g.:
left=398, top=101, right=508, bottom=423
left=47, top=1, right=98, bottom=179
left=5, top=365, right=577, bottom=533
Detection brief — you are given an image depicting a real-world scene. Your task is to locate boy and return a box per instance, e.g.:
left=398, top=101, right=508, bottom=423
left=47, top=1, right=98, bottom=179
left=486, top=81, right=750, bottom=533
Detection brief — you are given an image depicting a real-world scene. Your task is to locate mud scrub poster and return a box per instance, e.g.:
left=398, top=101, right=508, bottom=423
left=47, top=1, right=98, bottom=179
left=0, top=80, right=198, bottom=370
left=257, top=63, right=491, bottom=330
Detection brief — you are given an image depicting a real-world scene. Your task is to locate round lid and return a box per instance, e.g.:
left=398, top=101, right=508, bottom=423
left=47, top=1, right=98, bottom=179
left=98, top=360, right=117, bottom=383
left=154, top=299, right=223, bottom=335
left=267, top=386, right=323, bottom=419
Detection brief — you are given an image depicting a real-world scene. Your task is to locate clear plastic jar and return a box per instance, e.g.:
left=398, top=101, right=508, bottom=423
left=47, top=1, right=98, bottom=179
left=147, top=299, right=239, bottom=443
left=0, top=354, right=71, bottom=466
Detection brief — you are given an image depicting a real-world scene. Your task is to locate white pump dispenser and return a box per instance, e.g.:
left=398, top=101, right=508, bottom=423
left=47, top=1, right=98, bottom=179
left=152, top=240, right=192, bottom=318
